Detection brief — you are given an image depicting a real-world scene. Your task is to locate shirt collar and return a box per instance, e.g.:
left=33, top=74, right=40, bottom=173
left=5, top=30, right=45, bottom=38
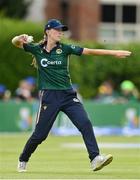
left=40, top=41, right=61, bottom=53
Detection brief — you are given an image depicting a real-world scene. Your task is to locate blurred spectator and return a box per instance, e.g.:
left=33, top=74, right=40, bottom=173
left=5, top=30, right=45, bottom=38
left=15, top=76, right=37, bottom=102
left=94, top=80, right=118, bottom=103
left=0, top=84, right=6, bottom=100
left=119, top=80, right=139, bottom=103
left=0, top=84, right=11, bottom=101
left=25, top=76, right=36, bottom=86
left=25, top=76, right=38, bottom=99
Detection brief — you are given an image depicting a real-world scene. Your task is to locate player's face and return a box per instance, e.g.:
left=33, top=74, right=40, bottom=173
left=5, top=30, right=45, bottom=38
left=47, top=28, right=64, bottom=42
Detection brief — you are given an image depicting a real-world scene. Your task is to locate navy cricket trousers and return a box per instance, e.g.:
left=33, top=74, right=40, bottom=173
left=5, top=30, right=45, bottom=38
left=19, top=89, right=99, bottom=162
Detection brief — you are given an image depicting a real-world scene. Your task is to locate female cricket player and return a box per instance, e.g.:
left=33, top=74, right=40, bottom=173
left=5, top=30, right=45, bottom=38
left=12, top=19, right=131, bottom=172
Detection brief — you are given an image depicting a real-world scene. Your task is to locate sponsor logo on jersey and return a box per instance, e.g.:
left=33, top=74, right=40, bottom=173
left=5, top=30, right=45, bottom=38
left=56, top=48, right=62, bottom=54
left=40, top=58, right=62, bottom=67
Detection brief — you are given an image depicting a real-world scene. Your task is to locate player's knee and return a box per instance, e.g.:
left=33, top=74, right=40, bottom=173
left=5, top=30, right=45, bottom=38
left=79, top=119, right=93, bottom=132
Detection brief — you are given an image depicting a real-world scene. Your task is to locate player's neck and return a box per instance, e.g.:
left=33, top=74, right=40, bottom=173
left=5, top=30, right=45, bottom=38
left=45, top=39, right=57, bottom=52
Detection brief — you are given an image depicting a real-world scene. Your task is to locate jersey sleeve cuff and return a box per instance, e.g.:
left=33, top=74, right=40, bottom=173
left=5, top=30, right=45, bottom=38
left=78, top=47, right=84, bottom=56
left=23, top=43, right=29, bottom=52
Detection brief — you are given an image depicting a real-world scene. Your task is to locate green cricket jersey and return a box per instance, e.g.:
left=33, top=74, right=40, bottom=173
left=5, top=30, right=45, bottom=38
left=23, top=42, right=83, bottom=90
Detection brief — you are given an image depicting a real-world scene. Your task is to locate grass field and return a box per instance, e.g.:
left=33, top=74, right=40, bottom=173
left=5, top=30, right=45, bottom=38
left=0, top=133, right=140, bottom=179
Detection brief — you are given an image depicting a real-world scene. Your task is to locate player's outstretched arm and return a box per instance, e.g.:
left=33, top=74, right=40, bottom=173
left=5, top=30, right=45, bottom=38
left=11, top=34, right=33, bottom=48
left=82, top=48, right=131, bottom=58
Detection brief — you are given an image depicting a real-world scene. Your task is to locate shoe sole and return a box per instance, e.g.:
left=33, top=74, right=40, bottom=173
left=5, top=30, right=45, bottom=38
left=17, top=169, right=27, bottom=172
left=93, top=154, right=113, bottom=171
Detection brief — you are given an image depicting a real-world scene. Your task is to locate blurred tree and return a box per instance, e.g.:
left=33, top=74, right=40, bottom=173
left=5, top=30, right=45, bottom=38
left=0, top=0, right=32, bottom=19
left=1, top=18, right=140, bottom=99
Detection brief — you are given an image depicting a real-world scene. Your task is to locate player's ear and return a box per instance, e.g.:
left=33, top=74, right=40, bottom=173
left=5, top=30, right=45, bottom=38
left=45, top=30, right=50, bottom=36
left=43, top=34, right=47, bottom=40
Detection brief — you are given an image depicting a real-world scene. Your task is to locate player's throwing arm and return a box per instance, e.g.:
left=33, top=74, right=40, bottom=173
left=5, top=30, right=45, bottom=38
left=12, top=34, right=34, bottom=48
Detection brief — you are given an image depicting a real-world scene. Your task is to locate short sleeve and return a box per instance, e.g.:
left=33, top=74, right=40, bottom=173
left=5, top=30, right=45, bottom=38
left=23, top=43, right=39, bottom=54
left=64, top=44, right=83, bottom=56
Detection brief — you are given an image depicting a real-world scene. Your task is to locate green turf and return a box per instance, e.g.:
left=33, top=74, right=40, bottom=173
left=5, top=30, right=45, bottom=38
left=0, top=133, right=140, bottom=179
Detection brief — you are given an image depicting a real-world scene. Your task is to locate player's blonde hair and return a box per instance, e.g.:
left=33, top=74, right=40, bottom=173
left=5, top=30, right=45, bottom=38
left=31, top=35, right=47, bottom=68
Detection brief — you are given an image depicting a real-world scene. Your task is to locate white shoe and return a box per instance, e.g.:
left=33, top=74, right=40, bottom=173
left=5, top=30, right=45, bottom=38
left=17, top=161, right=27, bottom=172
left=91, top=154, right=113, bottom=171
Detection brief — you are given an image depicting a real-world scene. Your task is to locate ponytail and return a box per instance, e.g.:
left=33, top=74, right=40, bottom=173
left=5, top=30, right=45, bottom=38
left=31, top=35, right=47, bottom=68
left=31, top=57, right=38, bottom=68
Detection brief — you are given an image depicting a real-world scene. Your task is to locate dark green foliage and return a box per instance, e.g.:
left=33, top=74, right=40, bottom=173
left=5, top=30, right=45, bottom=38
left=0, top=18, right=43, bottom=92
left=0, top=0, right=32, bottom=19
left=1, top=18, right=140, bottom=98
left=69, top=43, right=140, bottom=98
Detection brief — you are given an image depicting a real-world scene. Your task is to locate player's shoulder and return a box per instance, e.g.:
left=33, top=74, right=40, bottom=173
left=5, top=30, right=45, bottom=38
left=59, top=42, right=83, bottom=56
left=59, top=42, right=67, bottom=48
left=59, top=43, right=75, bottom=50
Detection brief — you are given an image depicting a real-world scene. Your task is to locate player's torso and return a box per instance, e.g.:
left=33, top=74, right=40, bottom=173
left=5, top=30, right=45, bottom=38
left=33, top=44, right=71, bottom=90
left=35, top=46, right=68, bottom=69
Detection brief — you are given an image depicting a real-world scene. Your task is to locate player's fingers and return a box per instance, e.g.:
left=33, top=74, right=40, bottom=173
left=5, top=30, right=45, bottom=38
left=115, top=51, right=131, bottom=58
left=120, top=51, right=131, bottom=56
left=124, top=51, right=131, bottom=56
left=115, top=55, right=127, bottom=58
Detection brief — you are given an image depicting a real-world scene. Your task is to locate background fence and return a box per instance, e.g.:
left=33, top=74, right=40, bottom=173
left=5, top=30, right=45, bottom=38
left=0, top=101, right=140, bottom=136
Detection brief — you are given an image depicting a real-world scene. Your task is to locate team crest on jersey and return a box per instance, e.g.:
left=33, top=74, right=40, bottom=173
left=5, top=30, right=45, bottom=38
left=56, top=48, right=62, bottom=54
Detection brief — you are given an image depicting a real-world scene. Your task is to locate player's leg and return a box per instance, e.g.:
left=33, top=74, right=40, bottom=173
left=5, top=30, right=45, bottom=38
left=18, top=90, right=60, bottom=172
left=62, top=102, right=99, bottom=161
left=62, top=103, right=113, bottom=171
left=61, top=89, right=113, bottom=171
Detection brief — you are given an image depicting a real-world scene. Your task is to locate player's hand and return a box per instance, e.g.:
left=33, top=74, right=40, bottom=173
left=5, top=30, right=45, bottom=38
left=18, top=34, right=29, bottom=43
left=114, top=50, right=132, bottom=58
left=12, top=34, right=28, bottom=48
left=12, top=34, right=33, bottom=48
